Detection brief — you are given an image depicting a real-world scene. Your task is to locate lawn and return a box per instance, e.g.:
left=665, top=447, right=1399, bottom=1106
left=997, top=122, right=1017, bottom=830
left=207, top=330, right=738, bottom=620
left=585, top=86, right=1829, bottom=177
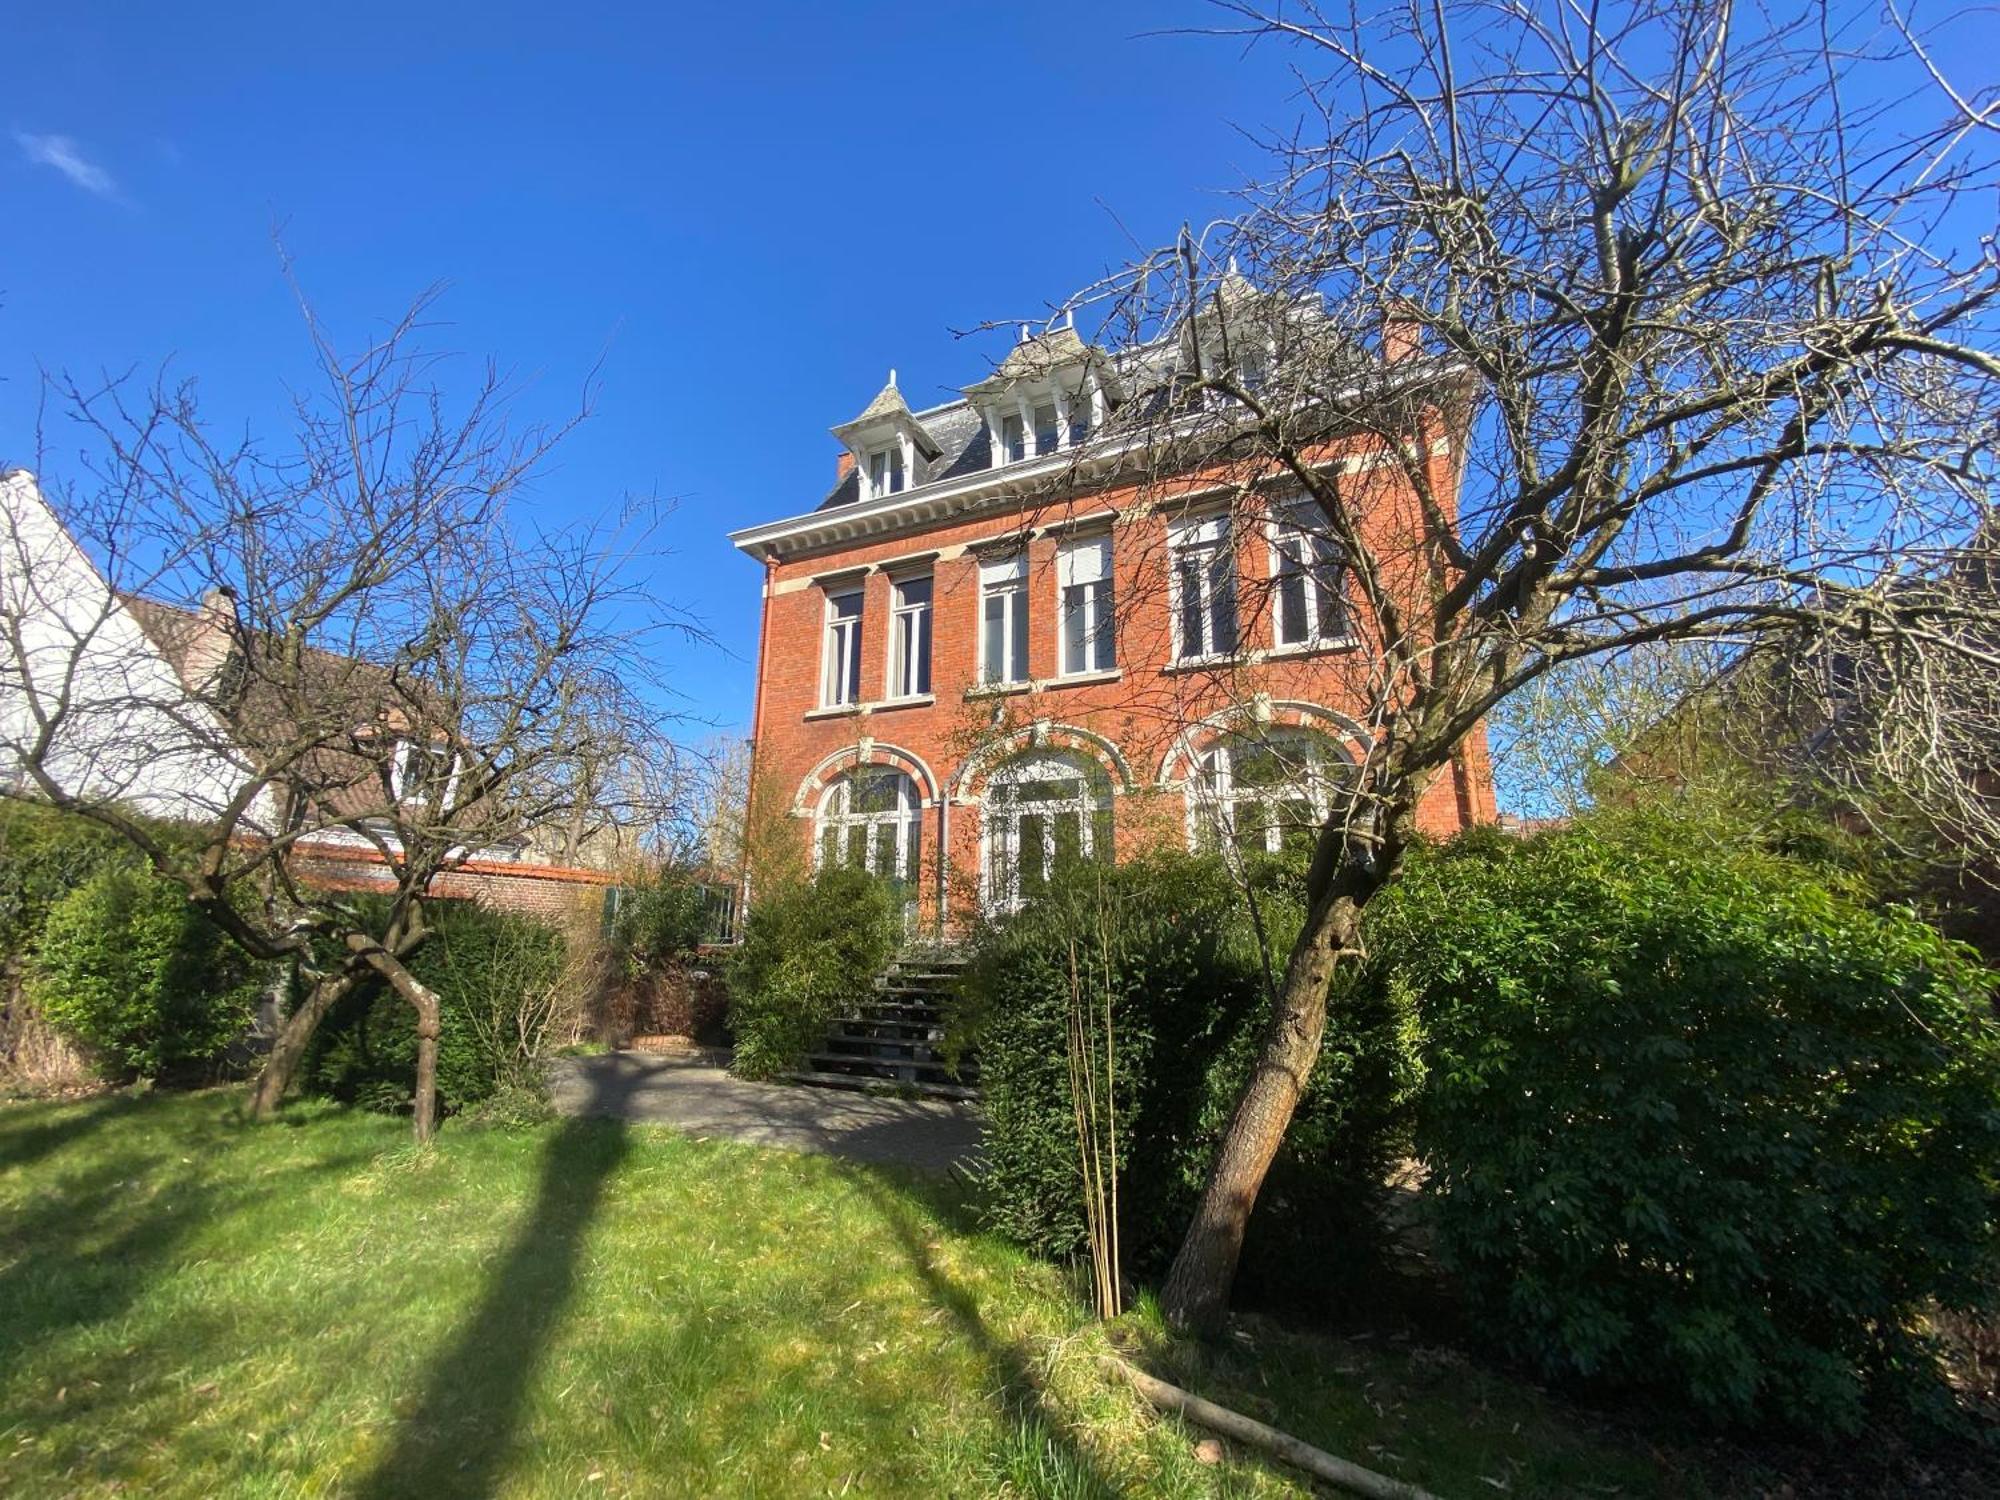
left=1, top=1088, right=1714, bottom=1498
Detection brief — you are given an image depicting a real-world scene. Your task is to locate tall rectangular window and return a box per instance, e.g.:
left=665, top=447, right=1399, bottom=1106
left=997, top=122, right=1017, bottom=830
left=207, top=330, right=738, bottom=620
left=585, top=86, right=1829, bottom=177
left=1171, top=515, right=1238, bottom=662
left=1270, top=521, right=1346, bottom=648
left=1058, top=534, right=1115, bottom=675
left=1068, top=390, right=1093, bottom=446
left=889, top=574, right=933, bottom=698
left=1001, top=413, right=1026, bottom=463
left=822, top=589, right=863, bottom=706
left=979, top=552, right=1030, bottom=685
left=868, top=445, right=905, bottom=497
left=1033, top=402, right=1060, bottom=455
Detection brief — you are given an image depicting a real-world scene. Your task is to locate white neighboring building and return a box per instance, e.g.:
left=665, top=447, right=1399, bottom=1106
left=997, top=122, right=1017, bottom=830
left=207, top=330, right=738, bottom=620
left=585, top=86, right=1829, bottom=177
left=0, top=468, right=257, bottom=824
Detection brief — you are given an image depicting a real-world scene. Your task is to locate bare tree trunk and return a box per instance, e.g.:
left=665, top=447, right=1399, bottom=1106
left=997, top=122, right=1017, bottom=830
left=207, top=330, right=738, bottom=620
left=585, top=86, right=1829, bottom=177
left=1160, top=828, right=1398, bottom=1334
left=358, top=942, right=445, bottom=1145
left=247, top=968, right=357, bottom=1121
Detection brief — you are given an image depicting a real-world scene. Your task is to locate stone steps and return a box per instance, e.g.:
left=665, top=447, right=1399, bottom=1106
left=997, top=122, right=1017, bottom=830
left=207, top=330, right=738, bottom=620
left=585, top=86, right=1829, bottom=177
left=785, top=953, right=978, bottom=1103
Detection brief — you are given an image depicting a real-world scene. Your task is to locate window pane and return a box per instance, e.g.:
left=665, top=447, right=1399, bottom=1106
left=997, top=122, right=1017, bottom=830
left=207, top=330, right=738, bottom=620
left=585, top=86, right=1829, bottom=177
left=831, top=592, right=861, bottom=621
left=983, top=592, right=1006, bottom=681
left=1177, top=555, right=1205, bottom=658
left=902, top=816, right=922, bottom=884
left=1315, top=564, right=1344, bottom=639
left=896, top=576, right=932, bottom=609
left=1009, top=587, right=1029, bottom=681
left=1063, top=584, right=1086, bottom=675
left=914, top=607, right=931, bottom=694
left=1277, top=560, right=1308, bottom=645
left=843, top=623, right=861, bottom=700
left=888, top=447, right=905, bottom=493
left=1034, top=403, right=1059, bottom=454
left=1070, top=402, right=1091, bottom=444
left=1020, top=814, right=1048, bottom=897
left=1002, top=414, right=1025, bottom=462
left=1093, top=582, right=1116, bottom=669
left=1208, top=551, right=1238, bottom=654
left=1052, top=809, right=1083, bottom=870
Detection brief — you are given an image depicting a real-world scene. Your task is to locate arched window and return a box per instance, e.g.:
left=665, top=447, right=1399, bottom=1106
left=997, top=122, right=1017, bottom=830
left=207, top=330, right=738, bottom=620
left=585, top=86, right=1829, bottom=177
left=816, top=767, right=922, bottom=887
left=982, top=751, right=1114, bottom=913
left=1186, top=727, right=1349, bottom=857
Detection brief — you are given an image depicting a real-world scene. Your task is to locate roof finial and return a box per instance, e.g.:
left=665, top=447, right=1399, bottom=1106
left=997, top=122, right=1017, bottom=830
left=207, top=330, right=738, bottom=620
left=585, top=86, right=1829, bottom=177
left=1019, top=324, right=1032, bottom=344
left=887, top=367, right=897, bottom=387
left=1227, top=253, right=1240, bottom=275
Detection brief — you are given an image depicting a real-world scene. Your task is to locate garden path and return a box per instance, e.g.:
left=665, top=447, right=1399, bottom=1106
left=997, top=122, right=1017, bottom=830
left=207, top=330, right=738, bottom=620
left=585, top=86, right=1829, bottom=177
left=547, top=1052, right=982, bottom=1175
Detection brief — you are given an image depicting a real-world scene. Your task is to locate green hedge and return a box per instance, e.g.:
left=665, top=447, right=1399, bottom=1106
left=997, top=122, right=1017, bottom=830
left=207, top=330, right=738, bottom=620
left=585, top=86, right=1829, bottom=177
left=0, top=800, right=141, bottom=959
left=727, top=867, right=899, bottom=1080
left=959, top=852, right=1418, bottom=1301
left=1372, top=813, right=2000, bottom=1432
left=30, top=865, right=268, bottom=1079
left=303, top=899, right=570, bottom=1117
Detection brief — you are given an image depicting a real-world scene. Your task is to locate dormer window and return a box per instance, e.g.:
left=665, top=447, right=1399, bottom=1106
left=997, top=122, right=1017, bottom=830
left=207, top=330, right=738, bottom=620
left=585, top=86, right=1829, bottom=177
left=1033, top=402, right=1059, bottom=455
left=868, top=445, right=906, bottom=497
left=1002, top=413, right=1026, bottom=463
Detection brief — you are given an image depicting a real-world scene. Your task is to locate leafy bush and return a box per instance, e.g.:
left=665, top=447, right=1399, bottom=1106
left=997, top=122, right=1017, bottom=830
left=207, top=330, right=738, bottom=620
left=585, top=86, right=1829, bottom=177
left=1374, top=812, right=2000, bottom=1432
left=0, top=800, right=141, bottom=960
left=961, top=851, right=1419, bottom=1299
left=727, top=867, right=899, bottom=1079
left=608, top=865, right=714, bottom=977
left=30, top=866, right=268, bottom=1079
left=303, top=899, right=573, bottom=1116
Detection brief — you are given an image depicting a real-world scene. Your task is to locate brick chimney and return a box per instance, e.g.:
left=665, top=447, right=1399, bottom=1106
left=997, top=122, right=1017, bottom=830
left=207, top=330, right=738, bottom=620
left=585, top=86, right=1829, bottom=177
left=1382, top=306, right=1424, bottom=363
left=836, top=450, right=856, bottom=482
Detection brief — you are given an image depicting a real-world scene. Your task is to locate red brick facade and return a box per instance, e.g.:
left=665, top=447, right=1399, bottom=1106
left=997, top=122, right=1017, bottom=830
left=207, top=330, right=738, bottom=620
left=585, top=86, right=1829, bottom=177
left=736, top=379, right=1497, bottom=930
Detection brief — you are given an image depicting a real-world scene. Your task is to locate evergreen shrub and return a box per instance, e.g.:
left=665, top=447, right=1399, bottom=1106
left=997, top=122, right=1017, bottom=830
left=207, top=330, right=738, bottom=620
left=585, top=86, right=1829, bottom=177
left=30, top=865, right=268, bottom=1079
left=960, top=851, right=1419, bottom=1300
left=304, top=899, right=571, bottom=1116
left=1376, top=812, right=2000, bottom=1431
left=727, top=867, right=899, bottom=1079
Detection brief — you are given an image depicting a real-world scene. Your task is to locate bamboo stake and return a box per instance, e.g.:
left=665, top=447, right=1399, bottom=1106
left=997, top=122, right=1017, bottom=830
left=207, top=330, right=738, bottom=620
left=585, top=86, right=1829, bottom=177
left=1100, top=1355, right=1446, bottom=1500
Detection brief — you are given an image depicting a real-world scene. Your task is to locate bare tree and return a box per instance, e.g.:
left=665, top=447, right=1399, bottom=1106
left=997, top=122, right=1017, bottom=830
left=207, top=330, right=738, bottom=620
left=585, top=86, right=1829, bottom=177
left=0, top=292, right=702, bottom=1141
left=1006, top=0, right=1999, bottom=1329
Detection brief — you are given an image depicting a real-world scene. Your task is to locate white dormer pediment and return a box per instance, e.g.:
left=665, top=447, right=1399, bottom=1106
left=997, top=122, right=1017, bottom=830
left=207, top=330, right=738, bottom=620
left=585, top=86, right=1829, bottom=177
left=831, top=372, right=941, bottom=501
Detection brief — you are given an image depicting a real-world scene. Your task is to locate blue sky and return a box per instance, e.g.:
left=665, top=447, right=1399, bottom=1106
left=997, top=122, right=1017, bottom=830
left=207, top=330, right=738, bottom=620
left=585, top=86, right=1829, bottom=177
left=3, top=1, right=1301, bottom=741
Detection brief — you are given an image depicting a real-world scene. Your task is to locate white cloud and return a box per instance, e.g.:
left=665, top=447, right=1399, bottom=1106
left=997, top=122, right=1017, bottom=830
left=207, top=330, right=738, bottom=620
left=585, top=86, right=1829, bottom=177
left=14, top=131, right=118, bottom=198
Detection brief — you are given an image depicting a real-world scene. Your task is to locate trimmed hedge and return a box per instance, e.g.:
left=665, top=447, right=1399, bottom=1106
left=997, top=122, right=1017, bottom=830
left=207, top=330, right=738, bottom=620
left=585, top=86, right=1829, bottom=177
left=1372, top=813, right=2000, bottom=1432
left=30, top=865, right=268, bottom=1079
left=303, top=899, right=570, bottom=1117
left=727, top=866, right=899, bottom=1080
left=959, top=851, right=1418, bottom=1301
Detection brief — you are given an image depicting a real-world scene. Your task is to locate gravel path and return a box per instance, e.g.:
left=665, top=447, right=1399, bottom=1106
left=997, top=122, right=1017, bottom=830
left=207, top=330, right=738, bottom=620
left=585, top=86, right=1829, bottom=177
left=547, top=1051, right=982, bottom=1175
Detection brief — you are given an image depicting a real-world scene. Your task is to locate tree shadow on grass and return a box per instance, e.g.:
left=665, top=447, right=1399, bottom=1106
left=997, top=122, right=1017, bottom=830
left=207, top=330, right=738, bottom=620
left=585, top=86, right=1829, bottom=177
left=839, top=1156, right=1129, bottom=1499
left=353, top=1091, right=635, bottom=1500
left=0, top=1089, right=145, bottom=1174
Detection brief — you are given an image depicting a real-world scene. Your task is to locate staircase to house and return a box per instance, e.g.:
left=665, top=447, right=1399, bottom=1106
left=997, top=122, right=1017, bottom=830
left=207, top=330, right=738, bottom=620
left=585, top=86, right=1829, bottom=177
left=784, top=953, right=977, bottom=1102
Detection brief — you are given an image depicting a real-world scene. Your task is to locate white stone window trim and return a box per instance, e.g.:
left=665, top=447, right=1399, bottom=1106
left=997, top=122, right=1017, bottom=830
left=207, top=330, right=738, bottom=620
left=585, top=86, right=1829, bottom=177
left=1264, top=511, right=1349, bottom=651
left=1167, top=511, right=1239, bottom=664
left=814, top=766, right=924, bottom=886
left=821, top=588, right=864, bottom=708
left=886, top=572, right=933, bottom=701
left=978, top=750, right=1114, bottom=915
left=977, top=551, right=1031, bottom=686
left=1182, top=727, right=1349, bottom=856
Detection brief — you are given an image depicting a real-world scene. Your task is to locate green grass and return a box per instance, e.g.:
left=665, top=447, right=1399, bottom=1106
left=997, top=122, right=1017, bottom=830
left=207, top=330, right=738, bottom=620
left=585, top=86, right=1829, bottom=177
left=0, top=1088, right=1707, bottom=1499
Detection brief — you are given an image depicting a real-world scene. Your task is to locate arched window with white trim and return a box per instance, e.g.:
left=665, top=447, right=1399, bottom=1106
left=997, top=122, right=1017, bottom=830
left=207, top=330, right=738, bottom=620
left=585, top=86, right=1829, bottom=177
left=816, top=766, right=923, bottom=888
left=1186, top=727, right=1350, bottom=857
left=982, top=750, right=1113, bottom=914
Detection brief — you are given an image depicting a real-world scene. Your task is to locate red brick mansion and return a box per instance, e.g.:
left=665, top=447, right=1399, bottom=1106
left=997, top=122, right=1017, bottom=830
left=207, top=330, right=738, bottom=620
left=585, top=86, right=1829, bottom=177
left=731, top=292, right=1496, bottom=928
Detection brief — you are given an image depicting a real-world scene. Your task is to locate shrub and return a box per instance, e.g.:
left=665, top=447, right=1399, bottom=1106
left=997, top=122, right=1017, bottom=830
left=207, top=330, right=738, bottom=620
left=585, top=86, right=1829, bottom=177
left=608, top=865, right=713, bottom=977
left=30, top=866, right=268, bottom=1079
left=303, top=899, right=573, bottom=1116
left=727, top=867, right=899, bottom=1079
left=0, top=800, right=140, bottom=959
left=961, top=851, right=1419, bottom=1300
left=1375, top=812, right=2000, bottom=1432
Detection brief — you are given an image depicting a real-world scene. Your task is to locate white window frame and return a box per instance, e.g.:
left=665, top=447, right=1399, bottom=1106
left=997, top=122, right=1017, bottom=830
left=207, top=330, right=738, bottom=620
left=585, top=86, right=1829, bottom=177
left=1184, top=728, right=1347, bottom=857
left=1057, top=534, right=1115, bottom=676
left=888, top=573, right=933, bottom=700
left=978, top=552, right=1030, bottom=685
left=821, top=589, right=864, bottom=707
left=1266, top=515, right=1348, bottom=650
left=981, top=751, right=1113, bottom=914
left=1168, top=513, right=1238, bottom=663
left=815, top=767, right=923, bottom=889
